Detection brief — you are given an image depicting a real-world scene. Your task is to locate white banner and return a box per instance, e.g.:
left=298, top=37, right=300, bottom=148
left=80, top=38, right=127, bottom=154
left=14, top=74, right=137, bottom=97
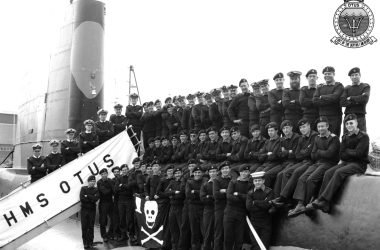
left=0, top=131, right=137, bottom=247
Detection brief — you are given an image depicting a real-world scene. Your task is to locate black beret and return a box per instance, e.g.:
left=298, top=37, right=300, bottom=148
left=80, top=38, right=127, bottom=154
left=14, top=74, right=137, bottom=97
left=171, top=134, right=179, bottom=140
left=195, top=91, right=204, bottom=98
left=120, top=164, right=129, bottom=170
left=189, top=129, right=198, bottom=135
left=287, top=71, right=302, bottom=77
left=251, top=82, right=260, bottom=89
left=186, top=94, right=195, bottom=100
left=250, top=124, right=260, bottom=132
left=230, top=126, right=240, bottom=133
left=114, top=103, right=123, bottom=109
left=148, top=137, right=155, bottom=143
left=297, top=118, right=310, bottom=127
left=273, top=72, right=284, bottom=80
left=208, top=165, right=218, bottom=171
left=151, top=160, right=160, bottom=166
left=132, top=157, right=141, bottom=164
left=173, top=167, right=182, bottom=174
left=322, top=66, right=335, bottom=74
left=280, top=120, right=293, bottom=129
left=193, top=166, right=203, bottom=172
left=198, top=129, right=206, bottom=135
left=166, top=165, right=174, bottom=170
left=265, top=122, right=278, bottom=130
left=188, top=159, right=198, bottom=165
left=88, top=175, right=96, bottom=181
left=239, top=164, right=250, bottom=172
left=154, top=99, right=161, bottom=105
left=179, top=130, right=188, bottom=136
left=218, top=161, right=231, bottom=170
left=147, top=102, right=154, bottom=107
left=142, top=102, right=148, bottom=107
left=172, top=96, right=178, bottom=102
left=315, top=116, right=330, bottom=125
left=165, top=97, right=172, bottom=103
left=203, top=93, right=212, bottom=100
left=306, top=69, right=318, bottom=77
left=153, top=136, right=161, bottom=141
left=130, top=93, right=139, bottom=98
left=228, top=84, right=238, bottom=90
left=219, top=126, right=230, bottom=133
left=344, top=113, right=358, bottom=123
left=239, top=78, right=248, bottom=86
left=99, top=168, right=108, bottom=174
left=166, top=103, right=174, bottom=108
left=221, top=86, right=228, bottom=92
left=161, top=136, right=168, bottom=141
left=111, top=166, right=120, bottom=172
left=348, top=67, right=360, bottom=76
left=207, top=126, right=217, bottom=134
left=258, top=79, right=269, bottom=86
left=211, top=88, right=221, bottom=96
left=177, top=95, right=185, bottom=101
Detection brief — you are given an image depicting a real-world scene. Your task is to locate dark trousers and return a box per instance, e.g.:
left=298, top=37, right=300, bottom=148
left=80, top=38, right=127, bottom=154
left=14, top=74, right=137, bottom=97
left=223, top=208, right=246, bottom=250
left=111, top=200, right=121, bottom=237
left=169, top=205, right=183, bottom=249
left=256, top=162, right=283, bottom=188
left=325, top=115, right=342, bottom=137
left=319, top=162, right=365, bottom=202
left=179, top=202, right=191, bottom=250
left=118, top=199, right=135, bottom=237
left=293, top=162, right=333, bottom=203
left=259, top=116, right=270, bottom=139
left=189, top=203, right=203, bottom=249
left=81, top=208, right=96, bottom=246
left=213, top=207, right=225, bottom=250
left=202, top=206, right=215, bottom=250
left=273, top=161, right=297, bottom=197
left=280, top=161, right=313, bottom=199
left=249, top=222, right=272, bottom=250
left=99, top=201, right=113, bottom=238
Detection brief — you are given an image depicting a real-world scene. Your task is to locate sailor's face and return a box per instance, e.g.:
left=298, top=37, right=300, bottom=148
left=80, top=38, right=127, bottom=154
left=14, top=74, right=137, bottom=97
left=239, top=170, right=250, bottom=179
left=345, top=119, right=358, bottom=133
left=268, top=128, right=277, bottom=138
left=155, top=102, right=162, bottom=110
left=52, top=145, right=59, bottom=153
left=251, top=130, right=260, bottom=138
left=148, top=105, right=154, bottom=112
left=190, top=134, right=198, bottom=142
left=174, top=171, right=182, bottom=180
left=115, top=108, right=122, bottom=115
left=231, top=131, right=240, bottom=141
left=260, top=85, right=269, bottom=93
left=101, top=172, right=108, bottom=179
left=67, top=133, right=75, bottom=140
left=146, top=167, right=153, bottom=176
left=166, top=169, right=174, bottom=178
left=208, top=131, right=217, bottom=141
left=88, top=180, right=96, bottom=187
left=188, top=164, right=196, bottom=173
left=99, top=114, right=107, bottom=121
left=307, top=74, right=318, bottom=87
left=209, top=169, right=217, bottom=179
left=85, top=124, right=93, bottom=131
left=222, top=91, right=229, bottom=99
left=253, top=178, right=264, bottom=189
left=172, top=138, right=178, bottom=146
left=121, top=167, right=128, bottom=176
left=112, top=169, right=120, bottom=177
left=199, top=133, right=206, bottom=142
left=193, top=170, right=202, bottom=180
left=350, top=73, right=361, bottom=84
left=299, top=123, right=311, bottom=136
left=229, top=89, right=237, bottom=98
left=131, top=98, right=137, bottom=105
left=324, top=72, right=335, bottom=83
left=220, top=166, right=230, bottom=176
left=275, top=78, right=284, bottom=89
left=188, top=99, right=195, bottom=106
left=221, top=130, right=230, bottom=140
left=162, top=139, right=169, bottom=146
left=180, top=135, right=187, bottom=143
left=282, top=126, right=293, bottom=136
left=133, top=162, right=140, bottom=169
left=317, top=122, right=329, bottom=135
left=240, top=83, right=249, bottom=93
left=33, top=149, right=41, bottom=157
left=289, top=77, right=300, bottom=88
left=154, top=140, right=161, bottom=148
left=152, top=164, right=160, bottom=175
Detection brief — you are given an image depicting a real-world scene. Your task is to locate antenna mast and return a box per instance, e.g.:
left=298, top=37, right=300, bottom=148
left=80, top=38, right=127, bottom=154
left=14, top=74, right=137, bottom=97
left=128, top=65, right=142, bottom=105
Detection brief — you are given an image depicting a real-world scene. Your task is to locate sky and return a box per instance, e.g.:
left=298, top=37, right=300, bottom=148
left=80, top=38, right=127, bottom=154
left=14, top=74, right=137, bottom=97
left=0, top=0, right=379, bottom=138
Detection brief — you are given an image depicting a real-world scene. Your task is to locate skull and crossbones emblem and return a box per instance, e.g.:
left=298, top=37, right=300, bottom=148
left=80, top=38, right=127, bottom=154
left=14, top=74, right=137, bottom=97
left=141, top=225, right=164, bottom=245
left=140, top=200, right=163, bottom=245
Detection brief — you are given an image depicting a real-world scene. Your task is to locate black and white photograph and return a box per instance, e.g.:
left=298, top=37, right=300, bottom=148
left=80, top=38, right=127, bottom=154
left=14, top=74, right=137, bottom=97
left=0, top=0, right=379, bottom=250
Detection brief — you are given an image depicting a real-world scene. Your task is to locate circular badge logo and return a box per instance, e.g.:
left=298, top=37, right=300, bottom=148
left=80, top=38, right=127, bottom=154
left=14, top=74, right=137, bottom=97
left=331, top=0, right=377, bottom=48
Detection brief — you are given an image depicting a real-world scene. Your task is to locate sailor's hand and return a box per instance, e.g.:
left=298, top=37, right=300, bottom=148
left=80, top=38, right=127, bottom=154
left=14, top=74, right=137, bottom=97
left=233, top=192, right=238, bottom=196
left=278, top=100, right=282, bottom=104
left=191, top=190, right=195, bottom=194
left=347, top=97, right=351, bottom=100
left=32, top=167, right=36, bottom=170
left=290, top=100, right=295, bottom=103
left=175, top=190, right=180, bottom=194
left=220, top=189, right=226, bottom=193
left=154, top=195, right=159, bottom=199
left=267, top=152, right=272, bottom=156
left=226, top=153, right=231, bottom=157
left=234, top=119, right=242, bottom=124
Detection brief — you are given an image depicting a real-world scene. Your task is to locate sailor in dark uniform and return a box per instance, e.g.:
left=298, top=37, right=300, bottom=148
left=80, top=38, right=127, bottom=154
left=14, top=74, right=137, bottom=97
left=196, top=129, right=209, bottom=163
left=311, top=114, right=369, bottom=213
left=223, top=164, right=252, bottom=250
left=172, top=130, right=190, bottom=164
left=188, top=129, right=199, bottom=161
left=244, top=124, right=267, bottom=172
left=340, top=67, right=371, bottom=132
left=222, top=85, right=237, bottom=128
left=80, top=175, right=99, bottom=249
left=246, top=171, right=274, bottom=250
left=97, top=168, right=114, bottom=242
left=27, top=143, right=46, bottom=183
left=163, top=104, right=181, bottom=137
left=141, top=102, right=157, bottom=148
left=248, top=82, right=261, bottom=129
left=110, top=103, right=127, bottom=136
left=300, top=69, right=319, bottom=130
left=313, top=66, right=344, bottom=137
left=288, top=116, right=340, bottom=217
left=268, top=73, right=285, bottom=126
left=256, top=79, right=271, bottom=138
left=95, top=109, right=114, bottom=145
left=79, top=119, right=99, bottom=155
left=282, top=71, right=303, bottom=132
left=182, top=94, right=196, bottom=132
left=111, top=166, right=121, bottom=240
left=159, top=137, right=173, bottom=164
left=228, top=79, right=250, bottom=138
left=125, top=93, right=143, bottom=138
left=216, top=127, right=233, bottom=162
left=154, top=99, right=164, bottom=137
left=229, top=126, right=248, bottom=179
left=203, top=127, right=220, bottom=163
left=61, top=128, right=79, bottom=164
left=192, top=92, right=205, bottom=130
left=45, top=139, right=64, bottom=174
left=165, top=97, right=172, bottom=106
left=200, top=164, right=218, bottom=250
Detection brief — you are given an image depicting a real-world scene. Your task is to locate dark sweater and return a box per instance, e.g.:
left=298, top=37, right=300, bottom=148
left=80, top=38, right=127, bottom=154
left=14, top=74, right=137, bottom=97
left=222, top=99, right=234, bottom=127
left=97, top=178, right=114, bottom=203
left=258, top=136, right=282, bottom=163
left=209, top=102, right=223, bottom=129
left=204, top=140, right=219, bottom=162
left=61, top=139, right=79, bottom=163
left=216, top=139, right=233, bottom=162
left=166, top=179, right=185, bottom=206
left=200, top=105, right=212, bottom=129
left=80, top=186, right=99, bottom=210
left=79, top=132, right=99, bottom=154
left=340, top=83, right=370, bottom=115
left=228, top=93, right=250, bottom=121
left=313, top=82, right=344, bottom=116
left=299, top=86, right=318, bottom=116
left=145, top=175, right=161, bottom=199
left=27, top=156, right=46, bottom=181
left=213, top=175, right=231, bottom=209
left=268, top=88, right=284, bottom=115
left=294, top=130, right=318, bottom=162
left=141, top=112, right=156, bottom=133
left=200, top=180, right=214, bottom=208
left=157, top=177, right=173, bottom=199
left=311, top=133, right=340, bottom=165
left=186, top=178, right=204, bottom=205
left=196, top=140, right=208, bottom=161
left=228, top=136, right=248, bottom=162
left=282, top=88, right=303, bottom=120
left=280, top=133, right=300, bottom=161
left=109, top=114, right=127, bottom=135
left=248, top=95, right=260, bottom=127
left=95, top=120, right=114, bottom=144
left=246, top=186, right=274, bottom=224
left=125, top=105, right=143, bottom=130
left=340, top=130, right=369, bottom=166
left=45, top=153, right=65, bottom=174
left=115, top=174, right=136, bottom=201
left=255, top=93, right=271, bottom=120
left=159, top=145, right=173, bottom=164
left=188, top=141, right=199, bottom=160
left=172, top=142, right=190, bottom=163
left=244, top=136, right=266, bottom=162
left=226, top=179, right=252, bottom=213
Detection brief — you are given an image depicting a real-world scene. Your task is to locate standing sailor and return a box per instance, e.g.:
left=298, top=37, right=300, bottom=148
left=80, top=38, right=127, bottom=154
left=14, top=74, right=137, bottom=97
left=228, top=79, right=250, bottom=138
left=300, top=69, right=319, bottom=130
left=95, top=109, right=114, bottom=144
left=61, top=128, right=80, bottom=164
left=268, top=73, right=285, bottom=126
left=79, top=119, right=99, bottom=155
left=45, top=139, right=65, bottom=174
left=282, top=71, right=303, bottom=132
left=125, top=93, right=143, bottom=138
left=110, top=103, right=127, bottom=136
left=249, top=82, right=261, bottom=129
left=97, top=168, right=114, bottom=242
left=256, top=79, right=271, bottom=138
left=27, top=143, right=46, bottom=183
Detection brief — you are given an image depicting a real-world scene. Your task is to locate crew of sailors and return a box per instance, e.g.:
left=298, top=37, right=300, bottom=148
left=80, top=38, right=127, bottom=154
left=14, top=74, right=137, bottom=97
left=26, top=66, right=370, bottom=250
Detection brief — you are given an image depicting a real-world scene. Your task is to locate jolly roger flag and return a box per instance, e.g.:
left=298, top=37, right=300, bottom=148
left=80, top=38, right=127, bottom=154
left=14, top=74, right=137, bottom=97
left=135, top=196, right=170, bottom=248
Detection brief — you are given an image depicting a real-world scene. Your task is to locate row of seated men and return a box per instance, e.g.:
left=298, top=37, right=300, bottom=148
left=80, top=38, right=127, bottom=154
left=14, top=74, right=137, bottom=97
left=78, top=112, right=369, bottom=250
left=120, top=66, right=369, bottom=149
